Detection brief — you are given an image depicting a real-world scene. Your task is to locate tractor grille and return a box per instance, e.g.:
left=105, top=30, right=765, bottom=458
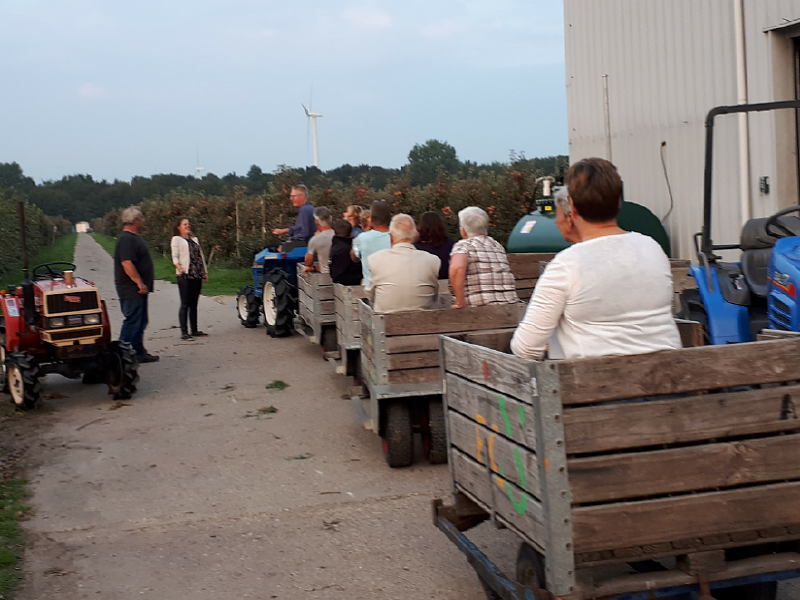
left=49, top=327, right=102, bottom=342
left=774, top=298, right=792, bottom=316
left=46, top=291, right=99, bottom=315
left=772, top=311, right=792, bottom=331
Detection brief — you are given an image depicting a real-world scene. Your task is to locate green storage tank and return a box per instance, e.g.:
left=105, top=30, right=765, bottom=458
left=506, top=198, right=672, bottom=257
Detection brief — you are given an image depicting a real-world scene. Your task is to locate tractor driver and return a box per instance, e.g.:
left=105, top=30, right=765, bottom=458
left=272, top=185, right=316, bottom=245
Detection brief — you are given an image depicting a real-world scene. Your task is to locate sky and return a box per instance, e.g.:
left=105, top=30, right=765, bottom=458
left=0, top=0, right=568, bottom=183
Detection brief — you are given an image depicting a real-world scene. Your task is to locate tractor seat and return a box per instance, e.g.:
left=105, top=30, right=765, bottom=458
left=741, top=248, right=771, bottom=297
left=740, top=216, right=800, bottom=250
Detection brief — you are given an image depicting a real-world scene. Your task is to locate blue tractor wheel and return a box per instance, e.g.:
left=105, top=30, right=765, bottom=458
left=236, top=285, right=261, bottom=328
left=263, top=269, right=296, bottom=338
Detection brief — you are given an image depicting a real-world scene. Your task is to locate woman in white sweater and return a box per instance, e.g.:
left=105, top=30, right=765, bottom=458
left=511, top=158, right=681, bottom=360
left=171, top=217, right=209, bottom=341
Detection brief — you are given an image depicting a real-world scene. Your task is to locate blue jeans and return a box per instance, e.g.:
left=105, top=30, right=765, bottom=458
left=119, top=295, right=149, bottom=355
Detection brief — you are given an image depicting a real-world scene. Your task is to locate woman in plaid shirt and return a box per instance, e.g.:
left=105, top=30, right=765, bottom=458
left=449, top=207, right=519, bottom=308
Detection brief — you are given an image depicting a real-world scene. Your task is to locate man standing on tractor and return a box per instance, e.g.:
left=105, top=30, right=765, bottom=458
left=114, top=206, right=159, bottom=363
left=271, top=185, right=316, bottom=244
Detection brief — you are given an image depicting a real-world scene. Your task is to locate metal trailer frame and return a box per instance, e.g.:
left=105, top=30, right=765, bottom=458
left=333, top=283, right=368, bottom=377
left=432, top=499, right=800, bottom=600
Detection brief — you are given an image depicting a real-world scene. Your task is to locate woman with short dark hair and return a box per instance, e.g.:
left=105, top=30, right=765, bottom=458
left=414, top=212, right=454, bottom=280
left=171, top=217, right=209, bottom=341
left=511, top=158, right=681, bottom=360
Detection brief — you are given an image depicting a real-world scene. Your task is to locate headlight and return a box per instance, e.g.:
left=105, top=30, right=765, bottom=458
left=83, top=313, right=101, bottom=325
left=47, top=317, right=66, bottom=328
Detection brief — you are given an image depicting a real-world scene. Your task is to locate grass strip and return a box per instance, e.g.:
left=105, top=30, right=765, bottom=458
left=90, top=233, right=252, bottom=296
left=0, top=233, right=78, bottom=290
left=0, top=479, right=30, bottom=598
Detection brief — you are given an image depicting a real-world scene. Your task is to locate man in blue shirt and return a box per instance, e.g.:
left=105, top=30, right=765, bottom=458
left=351, top=199, right=392, bottom=288
left=272, top=185, right=316, bottom=244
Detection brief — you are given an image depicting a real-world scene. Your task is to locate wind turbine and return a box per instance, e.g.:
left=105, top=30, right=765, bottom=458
left=195, top=149, right=205, bottom=179
left=302, top=103, right=322, bottom=168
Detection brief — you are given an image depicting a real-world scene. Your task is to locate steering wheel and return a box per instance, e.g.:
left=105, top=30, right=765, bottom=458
left=32, top=261, right=76, bottom=281
left=765, top=206, right=800, bottom=239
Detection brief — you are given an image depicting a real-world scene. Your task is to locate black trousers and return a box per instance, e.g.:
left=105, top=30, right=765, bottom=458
left=177, top=276, right=203, bottom=334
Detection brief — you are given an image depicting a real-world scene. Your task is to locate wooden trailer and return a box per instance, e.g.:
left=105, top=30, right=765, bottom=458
left=435, top=335, right=800, bottom=599
left=358, top=299, right=526, bottom=468
left=507, top=253, right=556, bottom=302
left=295, top=264, right=337, bottom=352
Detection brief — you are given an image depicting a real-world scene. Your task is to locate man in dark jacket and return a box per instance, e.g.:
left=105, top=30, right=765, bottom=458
left=329, top=219, right=363, bottom=285
left=114, top=206, right=159, bottom=362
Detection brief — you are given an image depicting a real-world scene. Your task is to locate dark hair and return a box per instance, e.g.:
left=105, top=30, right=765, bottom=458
left=333, top=218, right=352, bottom=238
left=565, top=158, right=623, bottom=223
left=417, top=212, right=448, bottom=246
left=370, top=200, right=391, bottom=227
left=173, top=216, right=189, bottom=237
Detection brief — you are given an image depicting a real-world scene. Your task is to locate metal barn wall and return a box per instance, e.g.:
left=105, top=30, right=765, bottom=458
left=564, top=0, right=800, bottom=259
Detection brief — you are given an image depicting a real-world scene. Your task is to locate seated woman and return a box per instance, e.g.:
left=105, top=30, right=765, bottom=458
left=449, top=207, right=518, bottom=308
left=415, top=211, right=454, bottom=280
left=511, top=158, right=681, bottom=360
left=329, top=219, right=363, bottom=286
left=344, top=205, right=363, bottom=237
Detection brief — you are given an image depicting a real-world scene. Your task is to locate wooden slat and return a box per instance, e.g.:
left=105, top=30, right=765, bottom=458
left=568, top=433, right=800, bottom=504
left=383, top=328, right=516, bottom=354
left=442, top=336, right=534, bottom=401
left=557, top=338, right=800, bottom=405
left=448, top=411, right=539, bottom=496
left=385, top=333, right=442, bottom=354
left=517, top=289, right=533, bottom=301
left=383, top=304, right=523, bottom=336
left=514, top=278, right=538, bottom=290
left=316, top=286, right=334, bottom=301
left=451, top=448, right=545, bottom=548
left=459, top=329, right=515, bottom=353
left=387, top=367, right=440, bottom=385
left=675, top=319, right=705, bottom=348
left=571, top=480, right=800, bottom=553
left=758, top=329, right=800, bottom=341
left=297, top=274, right=312, bottom=297
left=507, top=253, right=557, bottom=280
left=562, top=383, right=800, bottom=454
left=387, top=350, right=440, bottom=371
left=318, top=299, right=335, bottom=314
left=446, top=374, right=536, bottom=445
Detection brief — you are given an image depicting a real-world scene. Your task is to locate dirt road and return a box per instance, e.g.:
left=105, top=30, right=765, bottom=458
left=13, top=233, right=520, bottom=599
left=11, top=233, right=799, bottom=599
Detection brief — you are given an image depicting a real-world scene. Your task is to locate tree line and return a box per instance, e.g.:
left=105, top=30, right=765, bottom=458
left=0, top=140, right=567, bottom=224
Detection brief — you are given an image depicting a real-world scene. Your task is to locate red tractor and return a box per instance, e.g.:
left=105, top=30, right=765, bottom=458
left=0, top=203, right=139, bottom=410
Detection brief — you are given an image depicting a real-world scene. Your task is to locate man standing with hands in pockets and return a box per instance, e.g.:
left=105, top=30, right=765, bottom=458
left=114, top=206, right=159, bottom=363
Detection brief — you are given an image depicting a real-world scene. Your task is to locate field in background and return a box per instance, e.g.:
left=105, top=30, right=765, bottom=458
left=0, top=233, right=77, bottom=290
left=89, top=233, right=251, bottom=296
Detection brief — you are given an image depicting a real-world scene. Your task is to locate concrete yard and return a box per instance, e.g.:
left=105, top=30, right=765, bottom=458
left=6, top=233, right=799, bottom=599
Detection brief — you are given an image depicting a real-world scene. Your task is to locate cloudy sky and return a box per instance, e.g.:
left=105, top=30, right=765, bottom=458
left=1, top=0, right=567, bottom=182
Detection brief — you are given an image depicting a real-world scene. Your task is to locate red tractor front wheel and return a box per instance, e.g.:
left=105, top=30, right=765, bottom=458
left=7, top=353, right=41, bottom=411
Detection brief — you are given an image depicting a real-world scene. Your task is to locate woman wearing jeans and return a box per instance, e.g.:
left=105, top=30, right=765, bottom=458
left=171, top=217, right=209, bottom=340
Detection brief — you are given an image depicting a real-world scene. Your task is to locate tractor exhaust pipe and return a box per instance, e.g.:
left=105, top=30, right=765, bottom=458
left=17, top=201, right=35, bottom=326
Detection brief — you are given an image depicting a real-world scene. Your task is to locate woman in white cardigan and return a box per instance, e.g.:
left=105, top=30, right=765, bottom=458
left=171, top=217, right=209, bottom=340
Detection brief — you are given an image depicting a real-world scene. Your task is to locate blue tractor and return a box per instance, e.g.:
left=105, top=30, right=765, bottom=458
left=236, top=242, right=307, bottom=337
left=679, top=100, right=800, bottom=344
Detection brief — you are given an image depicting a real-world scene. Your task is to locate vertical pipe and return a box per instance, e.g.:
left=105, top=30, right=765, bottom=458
left=602, top=75, right=613, bottom=162
left=734, top=0, right=751, bottom=224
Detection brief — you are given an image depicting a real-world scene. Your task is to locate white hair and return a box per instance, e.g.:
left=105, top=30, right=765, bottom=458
left=554, top=186, right=571, bottom=216
left=389, top=213, right=417, bottom=243
left=121, top=206, right=144, bottom=225
left=458, top=206, right=489, bottom=237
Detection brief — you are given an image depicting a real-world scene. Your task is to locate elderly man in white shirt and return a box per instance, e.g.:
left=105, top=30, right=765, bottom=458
left=367, top=214, right=440, bottom=314
left=511, top=158, right=682, bottom=361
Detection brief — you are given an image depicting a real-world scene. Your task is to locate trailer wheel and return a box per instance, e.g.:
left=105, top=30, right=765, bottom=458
left=321, top=326, right=337, bottom=353
left=516, top=543, right=546, bottom=592
left=0, top=329, right=8, bottom=394
left=423, top=397, right=448, bottom=465
left=7, top=353, right=41, bottom=410
left=105, top=341, right=140, bottom=400
left=678, top=289, right=711, bottom=344
left=264, top=270, right=296, bottom=338
left=383, top=401, right=413, bottom=468
left=237, top=285, right=260, bottom=328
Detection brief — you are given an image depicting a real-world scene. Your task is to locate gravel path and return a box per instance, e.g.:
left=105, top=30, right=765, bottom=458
left=11, top=233, right=799, bottom=599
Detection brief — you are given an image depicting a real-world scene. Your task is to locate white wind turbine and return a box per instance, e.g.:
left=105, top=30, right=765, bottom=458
left=302, top=102, right=322, bottom=168
left=195, top=149, right=205, bottom=179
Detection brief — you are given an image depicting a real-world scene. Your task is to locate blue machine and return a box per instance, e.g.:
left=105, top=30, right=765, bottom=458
left=680, top=100, right=800, bottom=344
left=236, top=243, right=307, bottom=337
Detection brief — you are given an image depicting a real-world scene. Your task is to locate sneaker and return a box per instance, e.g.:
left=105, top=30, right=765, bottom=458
left=181, top=333, right=194, bottom=341
left=138, top=353, right=160, bottom=363
left=192, top=331, right=208, bottom=337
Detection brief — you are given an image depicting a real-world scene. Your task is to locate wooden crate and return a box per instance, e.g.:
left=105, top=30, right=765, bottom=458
left=296, top=264, right=336, bottom=345
left=440, top=335, right=800, bottom=596
left=507, top=253, right=556, bottom=301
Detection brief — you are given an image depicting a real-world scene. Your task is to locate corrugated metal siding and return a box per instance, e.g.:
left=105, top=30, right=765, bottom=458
left=564, top=0, right=800, bottom=260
